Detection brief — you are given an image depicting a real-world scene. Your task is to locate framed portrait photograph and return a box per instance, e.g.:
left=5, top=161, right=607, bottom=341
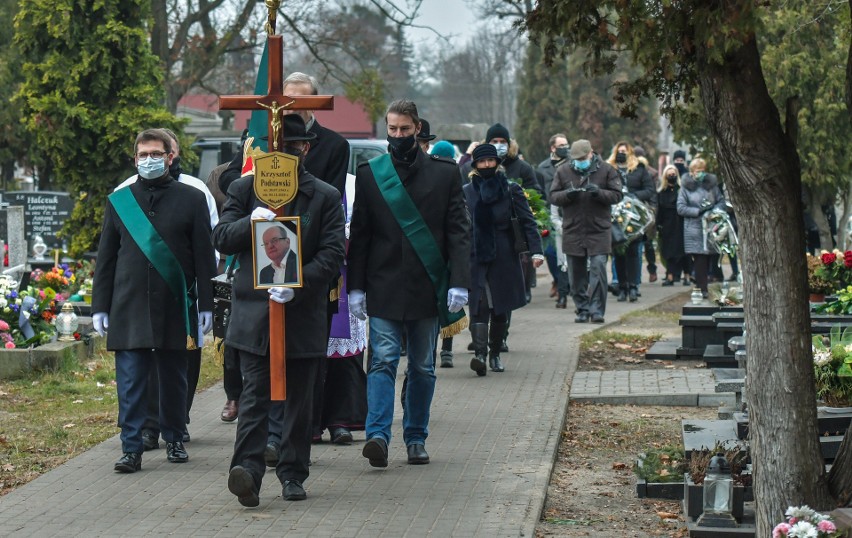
left=251, top=217, right=303, bottom=289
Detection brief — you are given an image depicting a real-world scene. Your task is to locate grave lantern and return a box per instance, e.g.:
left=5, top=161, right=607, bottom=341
left=55, top=302, right=79, bottom=341
left=696, top=452, right=738, bottom=527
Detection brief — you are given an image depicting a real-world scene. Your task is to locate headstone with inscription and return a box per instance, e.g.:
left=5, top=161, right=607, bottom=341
left=0, top=205, right=27, bottom=280
left=4, top=191, right=73, bottom=249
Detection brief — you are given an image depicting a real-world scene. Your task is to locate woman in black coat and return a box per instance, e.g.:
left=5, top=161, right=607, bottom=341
left=606, top=142, right=655, bottom=302
left=463, top=144, right=543, bottom=376
left=656, top=164, right=692, bottom=286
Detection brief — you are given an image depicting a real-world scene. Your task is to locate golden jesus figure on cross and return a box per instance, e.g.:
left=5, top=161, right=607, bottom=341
left=256, top=99, right=295, bottom=150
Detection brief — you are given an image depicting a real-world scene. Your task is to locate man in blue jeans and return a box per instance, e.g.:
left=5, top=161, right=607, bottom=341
left=348, top=99, right=471, bottom=467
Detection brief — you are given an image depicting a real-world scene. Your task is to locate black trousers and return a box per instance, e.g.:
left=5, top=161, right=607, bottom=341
left=614, top=241, right=641, bottom=290
left=231, top=350, right=319, bottom=488
left=692, top=254, right=711, bottom=293
left=142, top=348, right=200, bottom=437
left=222, top=345, right=243, bottom=401
left=314, top=354, right=367, bottom=434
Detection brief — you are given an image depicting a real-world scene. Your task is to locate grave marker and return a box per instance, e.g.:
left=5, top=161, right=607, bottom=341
left=4, top=191, right=73, bottom=249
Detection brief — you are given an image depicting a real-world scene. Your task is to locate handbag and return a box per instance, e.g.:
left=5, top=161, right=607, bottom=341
left=509, top=198, right=530, bottom=254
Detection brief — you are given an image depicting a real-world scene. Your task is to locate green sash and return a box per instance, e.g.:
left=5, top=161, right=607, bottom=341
left=109, top=187, right=198, bottom=350
left=368, top=154, right=467, bottom=337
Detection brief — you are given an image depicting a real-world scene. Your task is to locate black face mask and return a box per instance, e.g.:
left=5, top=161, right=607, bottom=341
left=675, top=162, right=688, bottom=176
left=282, top=144, right=305, bottom=160
left=554, top=147, right=569, bottom=160
left=386, top=134, right=417, bottom=157
left=169, top=156, right=182, bottom=180
left=615, top=152, right=627, bottom=164
left=666, top=175, right=678, bottom=184
left=477, top=166, right=497, bottom=179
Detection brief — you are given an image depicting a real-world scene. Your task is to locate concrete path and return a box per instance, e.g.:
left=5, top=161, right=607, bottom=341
left=0, top=276, right=695, bottom=537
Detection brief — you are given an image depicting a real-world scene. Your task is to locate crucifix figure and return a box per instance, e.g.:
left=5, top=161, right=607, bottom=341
left=255, top=99, right=295, bottom=150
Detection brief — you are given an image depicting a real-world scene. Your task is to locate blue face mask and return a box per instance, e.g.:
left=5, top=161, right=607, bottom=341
left=574, top=159, right=591, bottom=171
left=138, top=156, right=167, bottom=180
left=493, top=143, right=508, bottom=158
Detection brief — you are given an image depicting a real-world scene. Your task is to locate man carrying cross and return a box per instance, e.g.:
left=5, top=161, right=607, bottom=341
left=213, top=113, right=344, bottom=504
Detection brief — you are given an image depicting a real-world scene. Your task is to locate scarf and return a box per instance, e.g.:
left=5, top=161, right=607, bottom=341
left=471, top=172, right=507, bottom=263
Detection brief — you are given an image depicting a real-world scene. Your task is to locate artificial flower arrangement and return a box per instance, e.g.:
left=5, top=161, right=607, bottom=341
left=0, top=274, right=62, bottom=348
left=808, top=254, right=837, bottom=295
left=611, top=195, right=655, bottom=253
left=811, top=326, right=852, bottom=407
left=702, top=208, right=738, bottom=259
left=509, top=179, right=554, bottom=246
left=812, top=249, right=852, bottom=293
left=773, top=505, right=841, bottom=537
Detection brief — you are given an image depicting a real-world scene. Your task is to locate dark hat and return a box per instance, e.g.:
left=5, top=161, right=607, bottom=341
left=569, top=139, right=592, bottom=160
left=673, top=149, right=687, bottom=160
left=417, top=119, right=437, bottom=141
left=280, top=114, right=317, bottom=142
left=472, top=143, right=499, bottom=163
left=633, top=145, right=646, bottom=158
left=485, top=122, right=510, bottom=143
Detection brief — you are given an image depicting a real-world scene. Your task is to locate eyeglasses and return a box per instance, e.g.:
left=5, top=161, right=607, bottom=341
left=262, top=237, right=287, bottom=248
left=137, top=151, right=167, bottom=159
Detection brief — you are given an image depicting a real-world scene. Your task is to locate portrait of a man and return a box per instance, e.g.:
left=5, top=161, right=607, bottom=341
left=256, top=223, right=300, bottom=286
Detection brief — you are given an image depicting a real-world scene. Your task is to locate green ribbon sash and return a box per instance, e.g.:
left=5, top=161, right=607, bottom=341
left=109, top=187, right=198, bottom=349
left=368, top=154, right=467, bottom=337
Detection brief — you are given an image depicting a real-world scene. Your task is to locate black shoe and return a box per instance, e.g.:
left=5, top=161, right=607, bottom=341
left=628, top=288, right=638, bottom=302
left=500, top=339, right=509, bottom=353
left=617, top=289, right=627, bottom=302
left=702, top=291, right=709, bottom=299
left=166, top=441, right=188, bottom=463
left=142, top=432, right=159, bottom=451
left=228, top=465, right=259, bottom=507
left=264, top=441, right=279, bottom=468
left=331, top=427, right=353, bottom=445
left=282, top=479, right=307, bottom=501
left=182, top=431, right=191, bottom=443
left=728, top=273, right=739, bottom=282
left=608, top=283, right=619, bottom=295
left=362, top=437, right=388, bottom=468
left=574, top=312, right=590, bottom=323
left=467, top=341, right=475, bottom=351
left=525, top=292, right=532, bottom=304
left=591, top=314, right=605, bottom=324
left=555, top=296, right=567, bottom=309
left=406, top=443, right=430, bottom=465
left=114, top=452, right=141, bottom=473
left=683, top=279, right=692, bottom=287
left=661, top=279, right=674, bottom=287
left=440, top=350, right=454, bottom=368
left=489, top=355, right=504, bottom=373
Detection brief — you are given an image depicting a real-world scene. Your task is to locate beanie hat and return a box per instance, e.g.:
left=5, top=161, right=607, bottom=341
left=485, top=123, right=510, bottom=143
left=472, top=143, right=499, bottom=163
left=633, top=145, right=646, bottom=158
left=430, top=140, right=455, bottom=159
left=673, top=149, right=687, bottom=160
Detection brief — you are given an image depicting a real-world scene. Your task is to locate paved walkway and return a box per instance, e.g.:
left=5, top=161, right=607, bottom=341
left=0, top=276, right=697, bottom=537
left=571, top=369, right=735, bottom=407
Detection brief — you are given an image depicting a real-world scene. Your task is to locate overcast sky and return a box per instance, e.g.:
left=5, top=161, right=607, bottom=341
left=406, top=0, right=478, bottom=48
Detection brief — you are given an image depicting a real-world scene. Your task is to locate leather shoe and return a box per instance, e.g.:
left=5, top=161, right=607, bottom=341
left=142, top=431, right=159, bottom=451
left=221, top=400, right=238, bottom=422
left=362, top=437, right=388, bottom=468
left=628, top=288, right=638, bottom=302
left=264, top=441, right=279, bottom=468
left=617, top=289, right=627, bottom=302
left=331, top=427, right=353, bottom=445
left=114, top=452, right=141, bottom=473
left=661, top=279, right=674, bottom=287
left=282, top=479, right=307, bottom=501
left=575, top=312, right=590, bottom=323
left=648, top=272, right=658, bottom=283
left=182, top=430, right=191, bottom=443
left=591, top=314, right=605, bottom=324
left=166, top=441, right=188, bottom=463
left=549, top=284, right=557, bottom=298
left=555, top=297, right=567, bottom=309
left=407, top=443, right=430, bottom=465
left=228, top=465, right=259, bottom=507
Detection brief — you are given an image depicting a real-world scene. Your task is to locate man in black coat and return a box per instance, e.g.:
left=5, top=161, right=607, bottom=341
left=213, top=114, right=345, bottom=505
left=93, top=129, right=216, bottom=473
left=348, top=99, right=471, bottom=468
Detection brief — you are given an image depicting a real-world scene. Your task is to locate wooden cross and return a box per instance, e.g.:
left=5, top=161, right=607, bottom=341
left=218, top=34, right=335, bottom=401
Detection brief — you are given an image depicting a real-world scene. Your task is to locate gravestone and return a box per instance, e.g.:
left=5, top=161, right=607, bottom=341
left=0, top=205, right=27, bottom=276
left=4, top=191, right=73, bottom=249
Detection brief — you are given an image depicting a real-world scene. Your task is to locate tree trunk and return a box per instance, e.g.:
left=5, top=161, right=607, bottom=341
left=697, top=34, right=834, bottom=535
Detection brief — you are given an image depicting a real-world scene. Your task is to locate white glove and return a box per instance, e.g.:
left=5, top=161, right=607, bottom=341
left=199, top=311, right=213, bottom=334
left=93, top=312, right=109, bottom=336
left=268, top=287, right=295, bottom=304
left=447, top=287, right=468, bottom=313
left=251, top=207, right=277, bottom=221
left=349, top=289, right=366, bottom=320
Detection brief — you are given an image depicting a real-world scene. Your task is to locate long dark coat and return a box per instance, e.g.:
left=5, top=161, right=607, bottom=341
left=464, top=176, right=543, bottom=317
left=212, top=169, right=345, bottom=358
left=348, top=151, right=471, bottom=321
left=656, top=185, right=685, bottom=260
left=93, top=179, right=216, bottom=351
left=677, top=173, right=725, bottom=255
left=305, top=119, right=350, bottom=195
left=549, top=155, right=623, bottom=257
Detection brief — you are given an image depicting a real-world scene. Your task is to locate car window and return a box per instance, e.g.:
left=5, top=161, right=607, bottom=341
left=349, top=147, right=386, bottom=175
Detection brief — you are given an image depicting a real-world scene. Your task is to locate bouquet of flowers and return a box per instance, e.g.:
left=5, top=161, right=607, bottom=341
left=510, top=179, right=554, bottom=248
left=702, top=208, right=738, bottom=258
left=812, top=325, right=852, bottom=407
left=813, top=249, right=852, bottom=293
left=0, top=275, right=62, bottom=348
left=611, top=194, right=655, bottom=251
left=773, top=505, right=841, bottom=537
left=807, top=254, right=836, bottom=295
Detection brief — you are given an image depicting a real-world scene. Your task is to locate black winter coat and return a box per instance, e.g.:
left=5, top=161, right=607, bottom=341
left=93, top=178, right=216, bottom=351
left=305, top=119, right=350, bottom=195
left=212, top=169, right=345, bottom=357
left=464, top=176, right=542, bottom=317
left=348, top=151, right=471, bottom=321
left=656, top=185, right=685, bottom=260
left=549, top=156, right=623, bottom=256
left=461, top=156, right=542, bottom=192
left=618, top=165, right=657, bottom=206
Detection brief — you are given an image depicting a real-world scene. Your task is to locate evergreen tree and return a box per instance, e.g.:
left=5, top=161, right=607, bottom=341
left=14, top=0, right=181, bottom=255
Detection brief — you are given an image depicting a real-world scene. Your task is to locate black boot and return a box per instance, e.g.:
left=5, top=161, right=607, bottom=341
left=488, top=321, right=506, bottom=373
left=617, top=284, right=628, bottom=302
left=628, top=285, right=638, bottom=302
left=469, top=323, right=487, bottom=377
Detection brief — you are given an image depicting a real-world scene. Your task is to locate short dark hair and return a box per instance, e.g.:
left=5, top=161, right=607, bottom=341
left=135, top=129, right=172, bottom=155
left=159, top=128, right=179, bottom=150
left=549, top=133, right=568, bottom=147
left=385, top=99, right=419, bottom=126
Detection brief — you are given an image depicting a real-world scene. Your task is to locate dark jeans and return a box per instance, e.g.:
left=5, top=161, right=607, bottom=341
left=142, top=348, right=199, bottom=438
left=544, top=243, right=559, bottom=283
left=232, top=350, right=320, bottom=488
left=116, top=349, right=188, bottom=454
